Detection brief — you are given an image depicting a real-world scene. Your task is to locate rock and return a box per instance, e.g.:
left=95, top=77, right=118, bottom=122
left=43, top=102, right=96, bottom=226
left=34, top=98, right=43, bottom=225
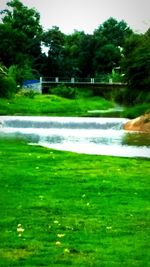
left=123, top=113, right=150, bottom=133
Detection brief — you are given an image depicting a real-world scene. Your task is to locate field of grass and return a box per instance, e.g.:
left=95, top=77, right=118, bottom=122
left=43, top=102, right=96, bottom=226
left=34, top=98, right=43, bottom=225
left=0, top=93, right=114, bottom=117
left=0, top=137, right=149, bottom=266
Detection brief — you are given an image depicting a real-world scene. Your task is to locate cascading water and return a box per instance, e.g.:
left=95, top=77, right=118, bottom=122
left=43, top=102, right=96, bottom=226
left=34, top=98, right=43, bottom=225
left=1, top=116, right=126, bottom=129
left=0, top=116, right=150, bottom=158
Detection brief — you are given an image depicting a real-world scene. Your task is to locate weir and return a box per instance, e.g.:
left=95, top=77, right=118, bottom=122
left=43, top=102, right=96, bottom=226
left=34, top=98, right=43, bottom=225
left=1, top=116, right=127, bottom=129
left=0, top=116, right=150, bottom=158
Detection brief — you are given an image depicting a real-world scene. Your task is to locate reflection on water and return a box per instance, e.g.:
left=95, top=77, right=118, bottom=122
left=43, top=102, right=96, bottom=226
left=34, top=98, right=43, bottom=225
left=0, top=116, right=150, bottom=158
left=122, top=132, right=150, bottom=146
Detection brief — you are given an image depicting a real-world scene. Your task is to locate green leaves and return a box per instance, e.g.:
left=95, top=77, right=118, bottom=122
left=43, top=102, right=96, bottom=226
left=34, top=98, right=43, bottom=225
left=0, top=74, right=17, bottom=98
left=0, top=0, right=42, bottom=69
left=122, top=31, right=150, bottom=104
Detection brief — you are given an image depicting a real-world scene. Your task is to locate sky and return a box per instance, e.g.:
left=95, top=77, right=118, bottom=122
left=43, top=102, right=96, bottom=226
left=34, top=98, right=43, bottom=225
left=0, top=0, right=150, bottom=34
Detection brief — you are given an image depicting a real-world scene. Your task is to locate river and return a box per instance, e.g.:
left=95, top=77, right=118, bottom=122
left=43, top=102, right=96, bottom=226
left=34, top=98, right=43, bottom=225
left=0, top=116, right=150, bottom=158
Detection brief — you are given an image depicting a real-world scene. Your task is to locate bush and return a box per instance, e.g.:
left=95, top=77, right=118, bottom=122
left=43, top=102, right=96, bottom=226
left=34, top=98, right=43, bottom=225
left=122, top=33, right=150, bottom=105
left=107, top=69, right=124, bottom=83
left=8, top=64, right=38, bottom=86
left=0, top=63, right=38, bottom=98
left=122, top=103, right=150, bottom=118
left=109, top=86, right=127, bottom=103
left=17, top=89, right=38, bottom=99
left=50, top=84, right=76, bottom=99
left=76, top=87, right=93, bottom=98
left=122, top=88, right=150, bottom=106
left=0, top=75, right=17, bottom=98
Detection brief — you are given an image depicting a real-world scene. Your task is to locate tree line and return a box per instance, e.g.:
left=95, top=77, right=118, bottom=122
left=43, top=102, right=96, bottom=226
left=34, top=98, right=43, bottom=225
left=0, top=0, right=150, bottom=104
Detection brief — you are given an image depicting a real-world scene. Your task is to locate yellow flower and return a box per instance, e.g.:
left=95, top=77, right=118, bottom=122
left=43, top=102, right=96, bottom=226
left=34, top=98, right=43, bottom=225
left=17, top=224, right=24, bottom=237
left=56, top=241, right=61, bottom=246
left=106, top=226, right=112, bottom=230
left=64, top=248, right=70, bottom=254
left=54, top=220, right=59, bottom=224
left=57, top=233, right=65, bottom=238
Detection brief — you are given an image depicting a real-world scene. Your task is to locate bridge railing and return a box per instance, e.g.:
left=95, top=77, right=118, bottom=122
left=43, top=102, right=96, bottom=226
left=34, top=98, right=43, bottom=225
left=22, top=77, right=126, bottom=94
left=40, top=77, right=124, bottom=84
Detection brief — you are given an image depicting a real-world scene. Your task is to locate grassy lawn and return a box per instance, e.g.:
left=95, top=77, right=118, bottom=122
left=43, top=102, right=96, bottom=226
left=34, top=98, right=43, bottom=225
left=0, top=94, right=114, bottom=117
left=0, top=137, right=149, bottom=266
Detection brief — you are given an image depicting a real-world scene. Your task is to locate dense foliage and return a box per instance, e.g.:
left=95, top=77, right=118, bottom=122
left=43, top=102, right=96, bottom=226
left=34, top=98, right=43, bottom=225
left=121, top=31, right=150, bottom=104
left=0, top=65, right=17, bottom=98
left=0, top=1, right=132, bottom=80
left=0, top=0, right=42, bottom=69
left=0, top=0, right=150, bottom=106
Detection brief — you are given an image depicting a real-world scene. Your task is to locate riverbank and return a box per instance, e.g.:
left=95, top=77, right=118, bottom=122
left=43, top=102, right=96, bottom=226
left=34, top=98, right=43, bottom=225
left=124, top=113, right=150, bottom=132
left=0, top=94, right=115, bottom=117
left=0, top=93, right=149, bottom=119
left=0, top=137, right=149, bottom=266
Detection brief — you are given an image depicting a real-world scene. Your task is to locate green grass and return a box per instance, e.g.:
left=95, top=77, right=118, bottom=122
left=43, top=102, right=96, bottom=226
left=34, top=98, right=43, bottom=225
left=0, top=94, right=114, bottom=116
left=122, top=103, right=150, bottom=119
left=0, top=137, right=149, bottom=266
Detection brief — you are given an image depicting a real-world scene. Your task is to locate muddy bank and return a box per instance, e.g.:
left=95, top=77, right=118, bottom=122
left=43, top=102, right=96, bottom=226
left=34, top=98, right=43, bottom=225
left=123, top=113, right=150, bottom=133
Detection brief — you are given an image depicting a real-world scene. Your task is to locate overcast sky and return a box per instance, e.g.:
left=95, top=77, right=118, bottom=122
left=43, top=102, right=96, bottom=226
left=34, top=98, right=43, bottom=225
left=0, top=0, right=150, bottom=34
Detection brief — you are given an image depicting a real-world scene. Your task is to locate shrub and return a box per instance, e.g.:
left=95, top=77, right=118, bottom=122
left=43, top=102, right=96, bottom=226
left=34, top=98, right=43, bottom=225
left=122, top=103, right=150, bottom=118
left=122, top=88, right=150, bottom=106
left=8, top=64, right=38, bottom=86
left=107, top=69, right=124, bottom=83
left=121, top=33, right=150, bottom=105
left=0, top=75, right=17, bottom=98
left=50, top=84, right=76, bottom=99
left=17, top=89, right=38, bottom=99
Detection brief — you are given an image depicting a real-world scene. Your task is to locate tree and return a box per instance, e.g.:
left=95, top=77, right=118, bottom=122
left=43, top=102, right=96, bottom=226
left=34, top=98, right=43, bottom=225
left=94, top=17, right=132, bottom=46
left=42, top=26, right=65, bottom=76
left=93, top=17, right=133, bottom=78
left=61, top=30, right=86, bottom=77
left=76, top=33, right=95, bottom=77
left=0, top=0, right=43, bottom=72
left=93, top=42, right=121, bottom=77
left=62, top=30, right=95, bottom=78
left=0, top=22, right=27, bottom=67
left=122, top=31, right=150, bottom=104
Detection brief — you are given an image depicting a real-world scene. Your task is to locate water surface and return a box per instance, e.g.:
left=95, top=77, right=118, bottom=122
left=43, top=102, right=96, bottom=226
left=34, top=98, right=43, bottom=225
left=0, top=116, right=150, bottom=158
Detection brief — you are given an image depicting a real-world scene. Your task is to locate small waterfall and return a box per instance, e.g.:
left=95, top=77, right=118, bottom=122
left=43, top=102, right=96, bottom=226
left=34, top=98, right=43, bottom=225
left=1, top=116, right=128, bottom=130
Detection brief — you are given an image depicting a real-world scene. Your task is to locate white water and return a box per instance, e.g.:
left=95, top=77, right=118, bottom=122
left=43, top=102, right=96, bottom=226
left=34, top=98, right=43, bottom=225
left=0, top=116, right=150, bottom=158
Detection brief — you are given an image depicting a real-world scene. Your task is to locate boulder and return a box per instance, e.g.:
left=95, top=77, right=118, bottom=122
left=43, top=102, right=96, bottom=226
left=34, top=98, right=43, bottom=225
left=123, top=113, right=150, bottom=133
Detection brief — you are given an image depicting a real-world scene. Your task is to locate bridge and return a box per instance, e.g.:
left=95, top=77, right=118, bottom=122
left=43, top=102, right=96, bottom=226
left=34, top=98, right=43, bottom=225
left=40, top=77, right=127, bottom=94
left=23, top=77, right=127, bottom=94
